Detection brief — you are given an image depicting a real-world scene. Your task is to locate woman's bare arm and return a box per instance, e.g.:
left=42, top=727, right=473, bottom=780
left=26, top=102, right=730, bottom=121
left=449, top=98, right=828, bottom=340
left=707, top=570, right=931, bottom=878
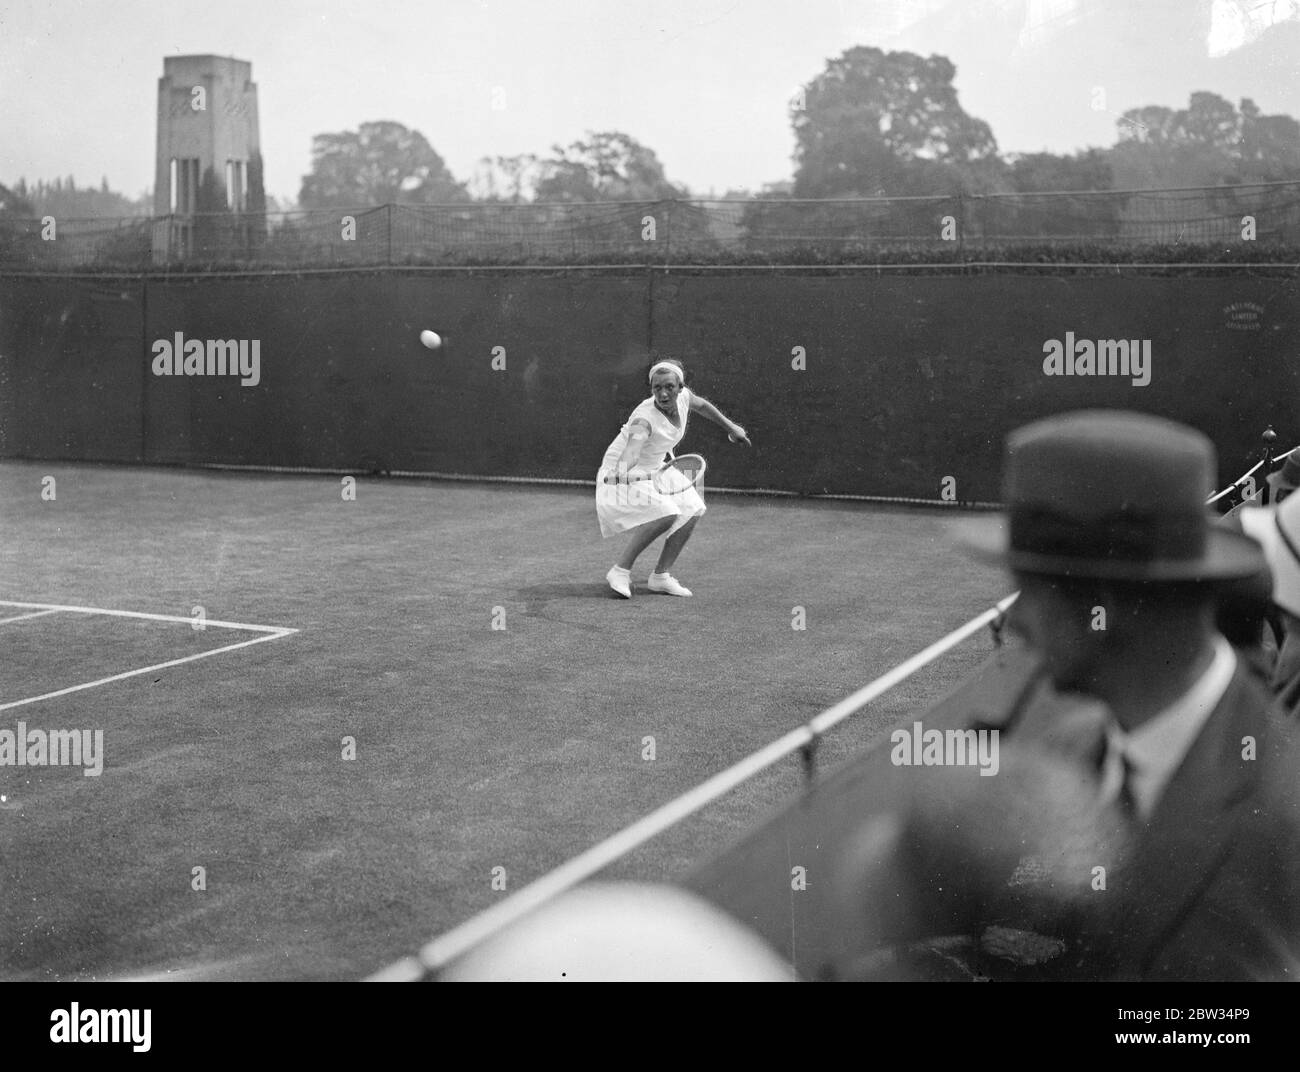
left=603, top=417, right=652, bottom=481
left=688, top=393, right=751, bottom=445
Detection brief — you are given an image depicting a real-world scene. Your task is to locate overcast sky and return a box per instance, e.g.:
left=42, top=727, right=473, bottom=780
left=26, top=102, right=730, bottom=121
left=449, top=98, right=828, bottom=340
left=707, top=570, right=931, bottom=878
left=2, top=0, right=1298, bottom=204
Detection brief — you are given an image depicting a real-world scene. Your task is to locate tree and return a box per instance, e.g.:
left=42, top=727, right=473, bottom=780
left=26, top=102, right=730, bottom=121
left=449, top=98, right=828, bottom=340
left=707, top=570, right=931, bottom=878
left=469, top=154, right=542, bottom=203
left=299, top=120, right=469, bottom=208
left=190, top=165, right=231, bottom=261
left=0, top=181, right=35, bottom=218
left=982, top=150, right=1126, bottom=241
left=483, top=131, right=711, bottom=258
left=1237, top=98, right=1300, bottom=183
left=20, top=175, right=146, bottom=219
left=1110, top=92, right=1300, bottom=188
left=533, top=131, right=687, bottom=202
left=1105, top=93, right=1300, bottom=244
left=791, top=46, right=1007, bottom=199
left=739, top=48, right=1007, bottom=258
left=245, top=151, right=269, bottom=254
left=1008, top=149, right=1114, bottom=193
left=0, top=181, right=39, bottom=268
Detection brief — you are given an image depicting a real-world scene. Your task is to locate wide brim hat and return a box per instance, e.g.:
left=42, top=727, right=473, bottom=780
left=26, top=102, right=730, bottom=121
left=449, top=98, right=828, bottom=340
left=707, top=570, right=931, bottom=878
left=1265, top=451, right=1300, bottom=496
left=1238, top=500, right=1300, bottom=618
left=958, top=410, right=1267, bottom=582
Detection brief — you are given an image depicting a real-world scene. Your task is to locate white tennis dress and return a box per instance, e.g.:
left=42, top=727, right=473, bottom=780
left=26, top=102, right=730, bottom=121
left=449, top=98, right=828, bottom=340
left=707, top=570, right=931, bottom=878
left=596, top=387, right=707, bottom=538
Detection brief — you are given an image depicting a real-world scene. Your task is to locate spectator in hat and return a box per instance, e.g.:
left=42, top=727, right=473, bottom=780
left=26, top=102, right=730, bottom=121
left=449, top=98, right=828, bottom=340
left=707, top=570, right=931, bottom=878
left=1266, top=450, right=1300, bottom=505
left=1238, top=496, right=1300, bottom=718
left=1214, top=510, right=1280, bottom=685
left=1215, top=448, right=1300, bottom=680
left=833, top=410, right=1300, bottom=981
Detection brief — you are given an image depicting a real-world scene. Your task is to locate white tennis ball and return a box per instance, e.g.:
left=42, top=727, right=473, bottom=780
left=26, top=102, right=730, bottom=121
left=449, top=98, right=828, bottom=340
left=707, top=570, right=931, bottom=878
left=420, top=330, right=442, bottom=349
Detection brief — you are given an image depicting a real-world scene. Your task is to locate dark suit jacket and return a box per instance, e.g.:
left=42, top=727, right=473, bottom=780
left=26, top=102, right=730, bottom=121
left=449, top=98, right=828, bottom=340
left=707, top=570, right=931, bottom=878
left=1270, top=626, right=1300, bottom=720
left=1011, top=664, right=1300, bottom=981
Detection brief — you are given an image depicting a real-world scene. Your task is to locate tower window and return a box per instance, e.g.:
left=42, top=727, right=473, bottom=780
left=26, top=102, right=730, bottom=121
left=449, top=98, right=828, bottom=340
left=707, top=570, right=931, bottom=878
left=171, top=157, right=199, bottom=214
left=226, top=159, right=247, bottom=211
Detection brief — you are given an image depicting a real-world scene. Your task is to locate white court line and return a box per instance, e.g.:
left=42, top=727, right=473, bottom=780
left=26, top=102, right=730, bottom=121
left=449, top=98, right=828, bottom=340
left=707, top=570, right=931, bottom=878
left=0, top=599, right=298, bottom=712
left=0, top=599, right=290, bottom=633
left=0, top=628, right=296, bottom=713
left=0, top=608, right=64, bottom=626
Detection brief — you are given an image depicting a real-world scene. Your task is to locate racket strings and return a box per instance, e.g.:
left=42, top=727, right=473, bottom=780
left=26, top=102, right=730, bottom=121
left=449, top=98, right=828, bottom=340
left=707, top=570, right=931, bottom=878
left=655, top=453, right=706, bottom=494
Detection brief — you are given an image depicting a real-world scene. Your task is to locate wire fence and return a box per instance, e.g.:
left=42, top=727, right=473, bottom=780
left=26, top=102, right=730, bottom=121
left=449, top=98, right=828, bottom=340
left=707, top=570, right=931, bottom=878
left=3, top=181, right=1300, bottom=270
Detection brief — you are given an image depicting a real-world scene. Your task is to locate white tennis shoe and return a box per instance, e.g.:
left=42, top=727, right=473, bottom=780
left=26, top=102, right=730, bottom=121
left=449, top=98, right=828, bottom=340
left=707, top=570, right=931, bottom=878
left=606, top=566, right=632, bottom=598
left=648, top=572, right=692, bottom=597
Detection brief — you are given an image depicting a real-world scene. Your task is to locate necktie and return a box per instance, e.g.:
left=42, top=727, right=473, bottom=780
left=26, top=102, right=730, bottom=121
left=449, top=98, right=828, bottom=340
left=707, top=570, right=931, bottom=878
left=1097, top=730, right=1139, bottom=822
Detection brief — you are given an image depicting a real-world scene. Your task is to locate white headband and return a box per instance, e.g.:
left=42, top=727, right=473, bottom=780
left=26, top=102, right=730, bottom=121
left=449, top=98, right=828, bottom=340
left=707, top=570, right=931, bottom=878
left=648, top=361, right=683, bottom=385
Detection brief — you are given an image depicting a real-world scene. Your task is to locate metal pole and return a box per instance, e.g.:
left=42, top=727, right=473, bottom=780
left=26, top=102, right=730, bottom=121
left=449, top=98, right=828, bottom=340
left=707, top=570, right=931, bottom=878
left=1261, top=425, right=1278, bottom=505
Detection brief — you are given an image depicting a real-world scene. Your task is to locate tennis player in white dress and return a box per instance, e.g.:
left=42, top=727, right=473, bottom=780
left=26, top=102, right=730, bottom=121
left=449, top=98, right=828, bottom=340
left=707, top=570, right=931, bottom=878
left=597, top=359, right=751, bottom=598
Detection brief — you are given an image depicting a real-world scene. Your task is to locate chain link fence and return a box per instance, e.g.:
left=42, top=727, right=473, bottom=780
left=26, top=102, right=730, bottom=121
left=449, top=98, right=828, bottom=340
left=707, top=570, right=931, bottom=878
left=3, top=181, right=1299, bottom=270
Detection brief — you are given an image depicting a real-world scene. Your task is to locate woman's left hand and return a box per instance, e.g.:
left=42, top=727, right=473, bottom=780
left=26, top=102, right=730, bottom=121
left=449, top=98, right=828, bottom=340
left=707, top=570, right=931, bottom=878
left=729, top=425, right=752, bottom=447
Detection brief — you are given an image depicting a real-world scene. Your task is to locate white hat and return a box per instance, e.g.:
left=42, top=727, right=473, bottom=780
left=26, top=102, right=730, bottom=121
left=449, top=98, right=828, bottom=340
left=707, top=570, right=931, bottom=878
left=442, top=882, right=792, bottom=981
left=1239, top=498, right=1300, bottom=618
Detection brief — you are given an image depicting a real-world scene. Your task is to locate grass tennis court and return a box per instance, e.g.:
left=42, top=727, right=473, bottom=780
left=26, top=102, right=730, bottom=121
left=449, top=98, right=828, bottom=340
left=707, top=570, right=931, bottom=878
left=0, top=460, right=1008, bottom=980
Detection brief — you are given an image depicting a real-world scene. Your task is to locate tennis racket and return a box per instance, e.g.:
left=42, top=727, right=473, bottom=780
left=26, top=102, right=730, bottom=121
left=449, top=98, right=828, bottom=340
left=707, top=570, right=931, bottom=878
left=629, top=453, right=707, bottom=495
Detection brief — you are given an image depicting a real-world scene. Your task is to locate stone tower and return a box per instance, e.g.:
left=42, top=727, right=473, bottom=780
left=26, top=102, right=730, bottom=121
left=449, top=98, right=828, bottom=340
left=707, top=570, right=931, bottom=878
left=153, top=55, right=264, bottom=262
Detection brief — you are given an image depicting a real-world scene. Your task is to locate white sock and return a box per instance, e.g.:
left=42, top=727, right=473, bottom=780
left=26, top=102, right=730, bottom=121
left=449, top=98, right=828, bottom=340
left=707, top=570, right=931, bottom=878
left=611, top=565, right=630, bottom=575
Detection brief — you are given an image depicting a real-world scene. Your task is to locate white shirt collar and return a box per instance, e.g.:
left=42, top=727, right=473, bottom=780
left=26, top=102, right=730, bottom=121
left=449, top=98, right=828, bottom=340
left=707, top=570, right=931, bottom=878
left=1101, top=635, right=1236, bottom=820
